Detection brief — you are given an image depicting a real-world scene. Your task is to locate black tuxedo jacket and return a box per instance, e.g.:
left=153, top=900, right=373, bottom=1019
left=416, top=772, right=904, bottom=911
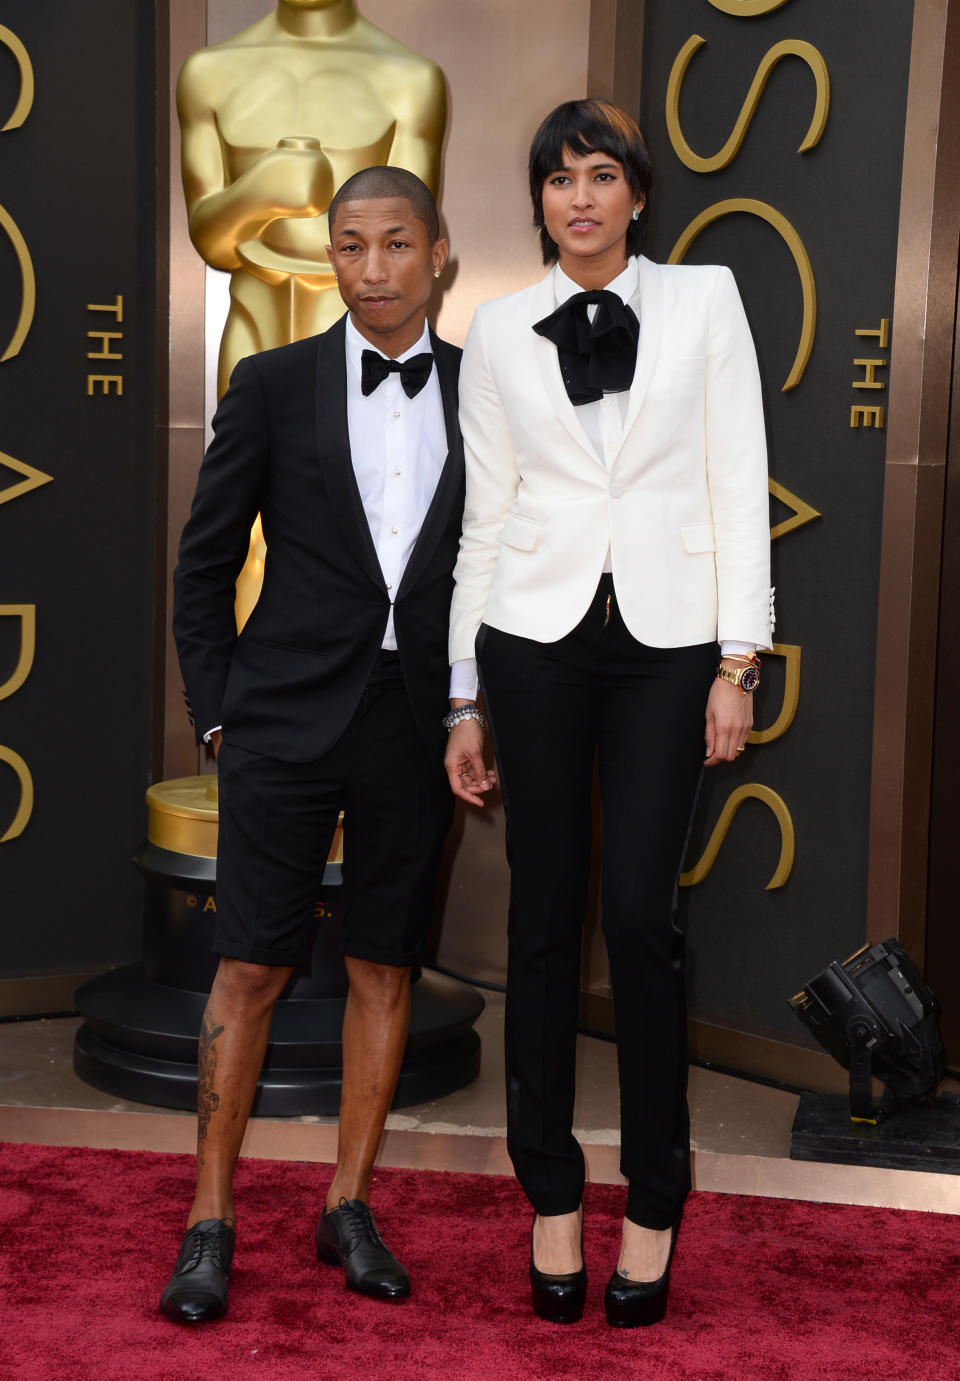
left=173, top=317, right=464, bottom=767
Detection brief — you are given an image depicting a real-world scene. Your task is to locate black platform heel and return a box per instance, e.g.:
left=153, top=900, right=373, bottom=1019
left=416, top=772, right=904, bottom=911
left=529, top=1213, right=587, bottom=1324
left=604, top=1222, right=679, bottom=1328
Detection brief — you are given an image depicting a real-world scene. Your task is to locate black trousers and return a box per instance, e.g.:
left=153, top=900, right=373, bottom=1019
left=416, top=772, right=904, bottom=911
left=477, top=576, right=716, bottom=1229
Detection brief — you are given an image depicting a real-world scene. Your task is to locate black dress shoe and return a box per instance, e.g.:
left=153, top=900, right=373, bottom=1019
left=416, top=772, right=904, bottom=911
left=604, top=1222, right=679, bottom=1328
left=316, top=1198, right=410, bottom=1300
left=529, top=1214, right=587, bottom=1324
left=159, top=1218, right=235, bottom=1322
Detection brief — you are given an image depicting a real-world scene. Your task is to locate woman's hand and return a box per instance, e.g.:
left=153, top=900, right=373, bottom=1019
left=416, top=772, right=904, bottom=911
left=704, top=677, right=753, bottom=765
left=444, top=717, right=498, bottom=806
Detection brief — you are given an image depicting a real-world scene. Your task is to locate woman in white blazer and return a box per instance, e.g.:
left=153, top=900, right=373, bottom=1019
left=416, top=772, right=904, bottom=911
left=444, top=100, right=773, bottom=1328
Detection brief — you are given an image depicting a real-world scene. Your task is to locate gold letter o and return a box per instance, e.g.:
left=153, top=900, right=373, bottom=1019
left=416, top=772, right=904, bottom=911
left=0, top=745, right=34, bottom=841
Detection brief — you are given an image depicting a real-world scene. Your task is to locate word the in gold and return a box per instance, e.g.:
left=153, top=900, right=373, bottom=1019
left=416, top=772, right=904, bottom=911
left=850, top=318, right=889, bottom=429
left=86, top=295, right=125, bottom=397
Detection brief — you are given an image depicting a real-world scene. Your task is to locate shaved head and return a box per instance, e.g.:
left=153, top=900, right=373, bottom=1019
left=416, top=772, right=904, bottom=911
left=328, top=166, right=440, bottom=243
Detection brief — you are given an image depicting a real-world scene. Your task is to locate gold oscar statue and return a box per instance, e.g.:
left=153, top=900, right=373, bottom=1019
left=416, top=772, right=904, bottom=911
left=177, top=0, right=447, bottom=624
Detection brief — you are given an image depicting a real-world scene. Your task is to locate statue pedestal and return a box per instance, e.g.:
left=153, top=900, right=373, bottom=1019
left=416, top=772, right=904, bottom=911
left=73, top=775, right=483, bottom=1115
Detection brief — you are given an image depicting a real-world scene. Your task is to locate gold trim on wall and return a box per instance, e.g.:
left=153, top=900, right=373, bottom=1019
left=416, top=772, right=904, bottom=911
left=867, top=0, right=960, bottom=958
left=588, top=0, right=645, bottom=108
left=157, top=0, right=209, bottom=784
left=0, top=972, right=99, bottom=1019
left=579, top=991, right=848, bottom=1093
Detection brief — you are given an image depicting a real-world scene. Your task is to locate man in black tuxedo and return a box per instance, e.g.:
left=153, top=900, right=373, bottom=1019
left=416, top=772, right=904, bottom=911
left=161, top=167, right=475, bottom=1322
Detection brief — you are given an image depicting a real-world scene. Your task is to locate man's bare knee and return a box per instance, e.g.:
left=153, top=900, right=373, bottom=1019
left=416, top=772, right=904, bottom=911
left=344, top=956, right=411, bottom=1006
left=213, top=956, right=292, bottom=1009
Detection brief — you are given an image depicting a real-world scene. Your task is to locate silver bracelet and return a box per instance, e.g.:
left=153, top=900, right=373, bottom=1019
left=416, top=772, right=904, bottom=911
left=442, top=702, right=485, bottom=732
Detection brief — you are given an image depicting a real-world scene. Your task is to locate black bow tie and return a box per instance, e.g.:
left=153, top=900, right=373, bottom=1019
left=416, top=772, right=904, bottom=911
left=360, top=349, right=434, bottom=399
left=532, top=290, right=639, bottom=406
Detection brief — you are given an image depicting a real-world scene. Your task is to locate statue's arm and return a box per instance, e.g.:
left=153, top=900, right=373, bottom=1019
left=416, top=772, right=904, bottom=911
left=386, top=60, right=447, bottom=198
left=176, top=54, right=331, bottom=270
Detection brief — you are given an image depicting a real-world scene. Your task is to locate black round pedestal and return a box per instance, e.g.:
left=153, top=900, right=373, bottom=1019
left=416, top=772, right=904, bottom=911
left=73, top=828, right=483, bottom=1116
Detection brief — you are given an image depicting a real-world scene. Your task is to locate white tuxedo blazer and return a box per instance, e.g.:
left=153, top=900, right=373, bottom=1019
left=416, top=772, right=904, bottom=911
left=448, top=256, right=774, bottom=662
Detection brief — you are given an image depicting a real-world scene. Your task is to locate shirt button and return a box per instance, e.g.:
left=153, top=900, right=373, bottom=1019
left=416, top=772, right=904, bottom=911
left=394, top=468, right=402, bottom=476
left=393, top=410, right=401, bottom=419
left=611, top=484, right=624, bottom=498
left=386, top=583, right=393, bottom=590
left=391, top=525, right=398, bottom=534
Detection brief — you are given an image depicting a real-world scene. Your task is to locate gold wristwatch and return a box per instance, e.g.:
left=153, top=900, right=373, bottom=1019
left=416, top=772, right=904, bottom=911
left=716, top=662, right=760, bottom=693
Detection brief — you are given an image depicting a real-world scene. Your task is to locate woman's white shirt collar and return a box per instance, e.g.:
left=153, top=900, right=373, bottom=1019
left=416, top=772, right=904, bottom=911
left=554, top=258, right=639, bottom=307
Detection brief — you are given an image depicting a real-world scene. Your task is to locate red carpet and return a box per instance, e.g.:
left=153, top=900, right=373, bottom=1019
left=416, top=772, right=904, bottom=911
left=2, top=1141, right=959, bottom=1380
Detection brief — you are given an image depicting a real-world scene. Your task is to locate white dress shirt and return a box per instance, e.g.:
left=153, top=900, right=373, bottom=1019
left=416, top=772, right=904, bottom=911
left=555, top=259, right=636, bottom=497
left=344, top=315, right=447, bottom=651
left=448, top=261, right=755, bottom=703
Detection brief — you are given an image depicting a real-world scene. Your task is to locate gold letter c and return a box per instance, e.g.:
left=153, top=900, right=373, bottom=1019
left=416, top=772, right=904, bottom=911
left=0, top=203, right=36, bottom=361
left=669, top=199, right=815, bottom=392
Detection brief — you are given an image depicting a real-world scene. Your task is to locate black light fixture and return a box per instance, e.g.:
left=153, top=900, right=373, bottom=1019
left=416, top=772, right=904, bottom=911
left=789, top=938, right=943, bottom=1124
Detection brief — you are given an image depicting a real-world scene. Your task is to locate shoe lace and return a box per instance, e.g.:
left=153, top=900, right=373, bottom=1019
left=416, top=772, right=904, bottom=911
left=335, top=1198, right=386, bottom=1256
left=185, top=1223, right=229, bottom=1268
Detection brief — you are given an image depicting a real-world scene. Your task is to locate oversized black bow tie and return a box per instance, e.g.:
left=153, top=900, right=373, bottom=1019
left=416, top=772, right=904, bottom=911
left=532, top=290, right=639, bottom=406
left=361, top=348, right=434, bottom=399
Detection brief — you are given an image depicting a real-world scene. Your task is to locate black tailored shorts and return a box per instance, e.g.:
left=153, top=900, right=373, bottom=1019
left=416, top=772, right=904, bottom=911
left=213, top=654, right=453, bottom=969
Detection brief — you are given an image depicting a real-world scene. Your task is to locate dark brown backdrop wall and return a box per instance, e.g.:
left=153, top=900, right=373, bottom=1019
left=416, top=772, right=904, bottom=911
left=633, top=2, right=914, bottom=1049
left=0, top=2, right=157, bottom=1007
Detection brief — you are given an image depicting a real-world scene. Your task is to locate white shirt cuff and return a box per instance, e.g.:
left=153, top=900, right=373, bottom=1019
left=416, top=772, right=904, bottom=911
left=202, top=725, right=222, bottom=744
left=449, top=658, right=479, bottom=701
left=720, top=641, right=756, bottom=657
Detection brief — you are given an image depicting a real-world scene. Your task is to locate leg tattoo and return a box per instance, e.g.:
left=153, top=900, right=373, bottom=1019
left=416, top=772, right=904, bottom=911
left=197, top=1014, right=225, bottom=1162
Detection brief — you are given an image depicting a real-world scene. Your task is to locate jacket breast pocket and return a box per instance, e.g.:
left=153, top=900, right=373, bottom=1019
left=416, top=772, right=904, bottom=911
left=680, top=522, right=716, bottom=554
left=651, top=356, right=705, bottom=397
left=499, top=512, right=541, bottom=552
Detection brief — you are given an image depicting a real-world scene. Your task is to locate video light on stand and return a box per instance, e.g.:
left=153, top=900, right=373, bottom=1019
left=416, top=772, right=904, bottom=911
left=788, top=939, right=960, bottom=1173
left=789, top=939, right=942, bottom=1124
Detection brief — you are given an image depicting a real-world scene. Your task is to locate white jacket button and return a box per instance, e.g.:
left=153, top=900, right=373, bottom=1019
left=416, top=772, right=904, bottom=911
left=611, top=484, right=624, bottom=499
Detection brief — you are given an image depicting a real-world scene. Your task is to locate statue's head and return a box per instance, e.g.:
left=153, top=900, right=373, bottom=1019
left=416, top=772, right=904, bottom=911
left=280, top=0, right=349, bottom=10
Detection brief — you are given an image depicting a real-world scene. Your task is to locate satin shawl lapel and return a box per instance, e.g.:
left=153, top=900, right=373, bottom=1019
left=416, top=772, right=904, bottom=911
left=617, top=256, right=663, bottom=451
left=397, top=331, right=464, bottom=599
left=530, top=270, right=603, bottom=469
left=314, top=317, right=385, bottom=592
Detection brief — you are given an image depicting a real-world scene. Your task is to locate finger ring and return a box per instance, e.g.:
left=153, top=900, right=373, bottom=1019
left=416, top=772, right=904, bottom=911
left=736, top=746, right=745, bottom=753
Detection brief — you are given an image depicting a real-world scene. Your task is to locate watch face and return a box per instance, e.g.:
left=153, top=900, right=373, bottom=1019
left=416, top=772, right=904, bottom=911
left=740, top=665, right=760, bottom=693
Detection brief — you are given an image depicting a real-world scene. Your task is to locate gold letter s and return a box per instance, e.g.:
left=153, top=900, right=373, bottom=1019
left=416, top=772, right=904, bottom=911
left=0, top=25, right=34, bottom=132
left=666, top=36, right=830, bottom=174
left=680, top=784, right=795, bottom=890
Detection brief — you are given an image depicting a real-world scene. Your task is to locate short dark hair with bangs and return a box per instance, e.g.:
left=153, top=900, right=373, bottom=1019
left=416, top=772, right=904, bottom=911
left=528, top=99, right=654, bottom=265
